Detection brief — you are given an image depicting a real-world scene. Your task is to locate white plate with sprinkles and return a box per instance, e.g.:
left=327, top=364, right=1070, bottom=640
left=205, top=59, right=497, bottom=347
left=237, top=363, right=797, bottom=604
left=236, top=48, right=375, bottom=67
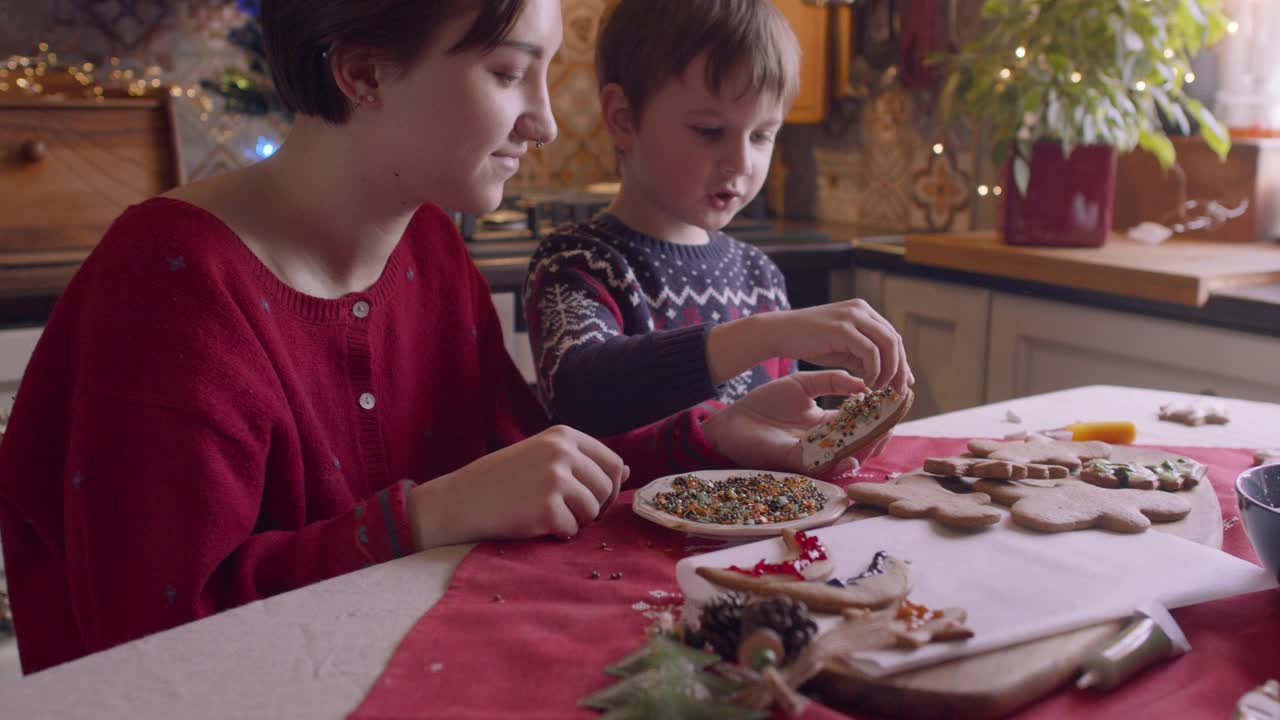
left=632, top=469, right=850, bottom=539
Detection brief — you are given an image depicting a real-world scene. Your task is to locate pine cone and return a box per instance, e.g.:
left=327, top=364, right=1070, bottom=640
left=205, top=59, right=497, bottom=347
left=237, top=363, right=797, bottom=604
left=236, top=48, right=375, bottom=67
left=740, top=595, right=817, bottom=662
left=698, top=592, right=749, bottom=660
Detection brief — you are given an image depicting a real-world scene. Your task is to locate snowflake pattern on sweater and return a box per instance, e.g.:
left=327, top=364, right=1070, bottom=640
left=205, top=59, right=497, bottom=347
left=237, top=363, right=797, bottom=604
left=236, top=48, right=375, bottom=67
left=524, top=214, right=794, bottom=436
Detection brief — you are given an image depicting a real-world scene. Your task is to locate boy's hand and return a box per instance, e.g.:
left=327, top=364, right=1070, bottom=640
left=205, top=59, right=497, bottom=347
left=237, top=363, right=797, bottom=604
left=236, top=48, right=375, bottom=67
left=701, top=370, right=890, bottom=478
left=760, top=300, right=913, bottom=393
left=407, top=426, right=628, bottom=550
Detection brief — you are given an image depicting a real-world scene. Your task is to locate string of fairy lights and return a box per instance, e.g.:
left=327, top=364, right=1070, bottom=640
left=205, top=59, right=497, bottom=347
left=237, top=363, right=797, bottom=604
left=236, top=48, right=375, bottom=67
left=922, top=15, right=1242, bottom=202
left=2, top=14, right=1247, bottom=186
left=2, top=42, right=170, bottom=101
left=2, top=42, right=278, bottom=162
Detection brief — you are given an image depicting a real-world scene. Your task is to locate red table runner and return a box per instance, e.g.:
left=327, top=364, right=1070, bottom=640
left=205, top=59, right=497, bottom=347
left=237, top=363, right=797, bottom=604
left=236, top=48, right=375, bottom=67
left=350, top=437, right=1278, bottom=720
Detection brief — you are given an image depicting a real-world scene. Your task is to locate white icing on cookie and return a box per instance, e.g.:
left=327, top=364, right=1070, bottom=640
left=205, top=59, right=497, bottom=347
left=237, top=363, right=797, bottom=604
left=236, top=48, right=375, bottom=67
left=802, top=388, right=907, bottom=470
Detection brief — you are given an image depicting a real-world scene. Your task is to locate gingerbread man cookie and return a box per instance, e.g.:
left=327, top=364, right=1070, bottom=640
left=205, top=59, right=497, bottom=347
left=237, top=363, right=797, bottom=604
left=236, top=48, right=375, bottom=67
left=731, top=601, right=974, bottom=714
left=846, top=481, right=1002, bottom=529
left=924, top=455, right=1071, bottom=480
left=1254, top=448, right=1280, bottom=467
left=967, top=437, right=1112, bottom=473
left=973, top=479, right=1191, bottom=533
left=1159, top=400, right=1229, bottom=427
left=801, top=388, right=914, bottom=473
left=1080, top=457, right=1204, bottom=492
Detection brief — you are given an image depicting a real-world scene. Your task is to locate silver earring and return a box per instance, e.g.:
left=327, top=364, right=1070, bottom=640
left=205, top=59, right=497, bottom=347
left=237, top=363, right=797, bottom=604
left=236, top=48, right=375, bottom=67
left=536, top=141, right=545, bottom=149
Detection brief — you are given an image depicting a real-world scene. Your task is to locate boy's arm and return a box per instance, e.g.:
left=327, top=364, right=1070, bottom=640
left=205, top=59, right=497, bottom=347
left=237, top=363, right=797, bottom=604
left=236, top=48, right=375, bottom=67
left=524, top=244, right=719, bottom=436
left=704, top=252, right=794, bottom=383
left=705, top=313, right=787, bottom=383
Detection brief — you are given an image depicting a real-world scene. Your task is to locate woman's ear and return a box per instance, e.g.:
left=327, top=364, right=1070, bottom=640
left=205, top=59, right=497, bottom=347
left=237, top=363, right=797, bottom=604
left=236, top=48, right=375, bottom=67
left=599, top=83, right=637, bottom=153
left=329, top=44, right=387, bottom=109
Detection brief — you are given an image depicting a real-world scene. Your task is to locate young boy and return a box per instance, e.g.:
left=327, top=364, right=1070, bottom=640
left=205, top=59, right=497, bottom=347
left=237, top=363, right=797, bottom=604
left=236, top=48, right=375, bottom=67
left=524, top=0, right=912, bottom=436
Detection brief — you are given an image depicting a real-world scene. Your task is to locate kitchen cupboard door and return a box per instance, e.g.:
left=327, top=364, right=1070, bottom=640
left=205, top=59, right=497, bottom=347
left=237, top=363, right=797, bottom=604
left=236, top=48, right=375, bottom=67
left=851, top=269, right=885, bottom=314
left=987, top=293, right=1280, bottom=404
left=881, top=275, right=992, bottom=419
left=773, top=0, right=828, bottom=124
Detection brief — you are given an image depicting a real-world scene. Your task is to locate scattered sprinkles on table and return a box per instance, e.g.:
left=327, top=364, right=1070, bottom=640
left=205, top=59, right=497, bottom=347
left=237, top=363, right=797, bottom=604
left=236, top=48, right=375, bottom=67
left=648, top=472, right=828, bottom=525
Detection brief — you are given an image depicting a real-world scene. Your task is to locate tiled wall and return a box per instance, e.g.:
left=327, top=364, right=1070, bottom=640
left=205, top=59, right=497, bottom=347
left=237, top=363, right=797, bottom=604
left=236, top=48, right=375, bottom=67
left=538, top=0, right=997, bottom=233
left=0, top=0, right=613, bottom=188
left=525, top=0, right=998, bottom=232
left=1, top=0, right=994, bottom=232
left=774, top=0, right=994, bottom=232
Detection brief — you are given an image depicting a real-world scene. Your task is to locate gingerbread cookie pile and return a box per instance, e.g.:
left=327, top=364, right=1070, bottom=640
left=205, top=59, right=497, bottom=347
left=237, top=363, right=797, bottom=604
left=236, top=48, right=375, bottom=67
left=846, top=437, right=1206, bottom=534
left=692, top=528, right=974, bottom=716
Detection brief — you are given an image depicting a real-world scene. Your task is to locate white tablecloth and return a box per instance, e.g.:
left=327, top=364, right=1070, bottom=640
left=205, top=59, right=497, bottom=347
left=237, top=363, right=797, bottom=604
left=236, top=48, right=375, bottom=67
left=2, top=385, right=1276, bottom=719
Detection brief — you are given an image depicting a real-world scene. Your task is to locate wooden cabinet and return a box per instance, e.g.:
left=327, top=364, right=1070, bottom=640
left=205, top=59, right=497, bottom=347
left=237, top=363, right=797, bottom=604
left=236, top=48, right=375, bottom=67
left=774, top=0, right=830, bottom=125
left=856, top=271, right=992, bottom=419
left=0, top=95, right=183, bottom=294
left=851, top=270, right=1280, bottom=419
left=1113, top=136, right=1280, bottom=243
left=986, top=293, right=1280, bottom=404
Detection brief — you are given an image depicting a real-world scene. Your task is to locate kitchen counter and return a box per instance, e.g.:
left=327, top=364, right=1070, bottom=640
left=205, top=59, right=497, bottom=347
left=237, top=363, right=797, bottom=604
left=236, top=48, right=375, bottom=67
left=844, top=232, right=1280, bottom=339
left=3, top=222, right=1280, bottom=340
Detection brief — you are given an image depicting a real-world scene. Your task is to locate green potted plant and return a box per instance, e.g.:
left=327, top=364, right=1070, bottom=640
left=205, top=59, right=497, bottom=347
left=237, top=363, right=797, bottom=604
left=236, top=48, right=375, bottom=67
left=939, top=0, right=1233, bottom=246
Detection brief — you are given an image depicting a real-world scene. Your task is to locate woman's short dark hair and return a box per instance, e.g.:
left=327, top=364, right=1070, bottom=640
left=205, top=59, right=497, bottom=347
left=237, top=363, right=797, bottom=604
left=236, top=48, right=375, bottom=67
left=262, top=0, right=525, bottom=124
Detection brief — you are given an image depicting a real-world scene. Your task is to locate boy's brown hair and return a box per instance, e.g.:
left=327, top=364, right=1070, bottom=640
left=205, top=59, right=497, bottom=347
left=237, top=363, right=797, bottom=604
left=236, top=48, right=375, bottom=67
left=595, top=0, right=801, bottom=124
left=262, top=0, right=525, bottom=125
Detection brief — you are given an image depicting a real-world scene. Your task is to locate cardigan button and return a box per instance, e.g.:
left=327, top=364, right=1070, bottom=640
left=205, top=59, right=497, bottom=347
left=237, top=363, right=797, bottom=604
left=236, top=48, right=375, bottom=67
left=359, top=392, right=376, bottom=410
left=352, top=300, right=370, bottom=319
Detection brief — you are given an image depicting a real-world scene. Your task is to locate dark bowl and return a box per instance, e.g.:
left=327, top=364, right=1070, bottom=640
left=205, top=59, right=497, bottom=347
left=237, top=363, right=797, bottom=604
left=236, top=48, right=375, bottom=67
left=1236, top=463, right=1280, bottom=582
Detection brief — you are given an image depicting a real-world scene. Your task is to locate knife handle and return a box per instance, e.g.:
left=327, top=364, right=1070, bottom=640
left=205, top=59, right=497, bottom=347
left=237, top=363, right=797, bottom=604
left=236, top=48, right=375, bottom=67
left=1064, top=421, right=1137, bottom=444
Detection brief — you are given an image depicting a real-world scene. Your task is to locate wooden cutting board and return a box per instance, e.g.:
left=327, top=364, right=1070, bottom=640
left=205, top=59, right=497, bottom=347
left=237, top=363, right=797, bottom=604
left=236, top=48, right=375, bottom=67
left=904, top=231, right=1280, bottom=306
left=814, top=446, right=1222, bottom=719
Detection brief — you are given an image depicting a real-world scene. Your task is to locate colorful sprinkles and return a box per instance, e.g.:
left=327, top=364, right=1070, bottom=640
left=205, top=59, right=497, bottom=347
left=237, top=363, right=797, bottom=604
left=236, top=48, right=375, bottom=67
left=806, top=387, right=900, bottom=448
left=727, top=529, right=830, bottom=579
left=895, top=598, right=944, bottom=631
left=648, top=472, right=827, bottom=525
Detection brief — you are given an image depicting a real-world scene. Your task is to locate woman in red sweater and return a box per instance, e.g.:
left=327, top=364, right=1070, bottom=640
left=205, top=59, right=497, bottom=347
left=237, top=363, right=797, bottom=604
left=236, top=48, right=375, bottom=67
left=0, top=0, right=880, bottom=674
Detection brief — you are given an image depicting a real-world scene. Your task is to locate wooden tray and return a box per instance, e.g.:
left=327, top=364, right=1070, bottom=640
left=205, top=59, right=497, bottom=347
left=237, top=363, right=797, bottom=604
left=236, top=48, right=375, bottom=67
left=815, top=447, right=1222, bottom=719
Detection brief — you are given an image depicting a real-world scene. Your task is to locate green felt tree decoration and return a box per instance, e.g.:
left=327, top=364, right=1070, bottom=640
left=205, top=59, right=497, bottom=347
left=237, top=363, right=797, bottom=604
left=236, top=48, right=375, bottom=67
left=582, top=635, right=765, bottom=720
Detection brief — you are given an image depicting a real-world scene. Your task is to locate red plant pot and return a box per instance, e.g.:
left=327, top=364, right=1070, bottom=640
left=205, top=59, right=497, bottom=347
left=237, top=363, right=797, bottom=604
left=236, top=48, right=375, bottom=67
left=1002, top=142, right=1117, bottom=247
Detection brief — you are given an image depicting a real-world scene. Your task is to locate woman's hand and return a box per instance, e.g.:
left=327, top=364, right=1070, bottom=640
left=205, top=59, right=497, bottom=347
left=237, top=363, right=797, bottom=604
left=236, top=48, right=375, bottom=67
left=406, top=425, right=628, bottom=550
left=700, top=370, right=893, bottom=478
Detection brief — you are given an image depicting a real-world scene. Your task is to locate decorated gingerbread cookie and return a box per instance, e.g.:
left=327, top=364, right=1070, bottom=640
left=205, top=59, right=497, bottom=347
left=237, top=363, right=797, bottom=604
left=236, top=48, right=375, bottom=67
left=801, top=388, right=914, bottom=473
left=730, top=600, right=974, bottom=714
left=923, top=455, right=1071, bottom=480
left=967, top=437, right=1112, bottom=473
left=1080, top=457, right=1204, bottom=492
left=973, top=478, right=1191, bottom=533
left=695, top=532, right=912, bottom=613
left=846, top=481, right=1002, bottom=529
left=1254, top=448, right=1280, bottom=467
left=1159, top=400, right=1229, bottom=427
